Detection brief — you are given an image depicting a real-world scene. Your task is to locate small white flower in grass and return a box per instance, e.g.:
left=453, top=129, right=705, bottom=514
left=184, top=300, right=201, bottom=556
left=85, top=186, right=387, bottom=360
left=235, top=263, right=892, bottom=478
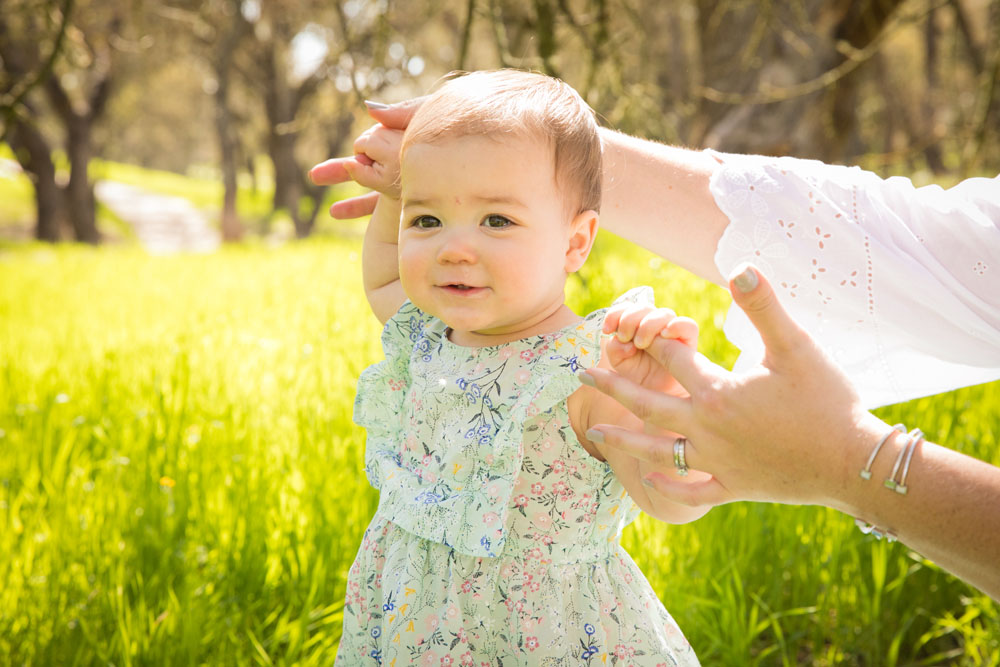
left=55, top=393, right=70, bottom=404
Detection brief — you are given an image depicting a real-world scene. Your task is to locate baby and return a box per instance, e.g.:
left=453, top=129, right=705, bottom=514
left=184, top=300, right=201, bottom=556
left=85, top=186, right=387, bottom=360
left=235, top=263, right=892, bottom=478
left=337, top=69, right=706, bottom=665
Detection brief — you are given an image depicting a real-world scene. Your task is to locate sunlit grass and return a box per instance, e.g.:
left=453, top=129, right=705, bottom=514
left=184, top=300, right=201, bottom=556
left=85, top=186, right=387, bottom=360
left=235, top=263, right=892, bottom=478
left=1, top=239, right=997, bottom=664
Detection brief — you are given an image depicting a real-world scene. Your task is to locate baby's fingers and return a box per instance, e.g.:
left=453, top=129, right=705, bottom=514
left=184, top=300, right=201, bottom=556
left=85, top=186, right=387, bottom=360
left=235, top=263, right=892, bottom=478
left=632, top=309, right=678, bottom=349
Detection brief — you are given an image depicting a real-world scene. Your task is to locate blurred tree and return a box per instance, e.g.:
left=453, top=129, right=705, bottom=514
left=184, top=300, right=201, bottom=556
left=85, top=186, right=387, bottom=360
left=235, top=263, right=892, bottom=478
left=0, top=0, right=138, bottom=243
left=0, top=0, right=74, bottom=241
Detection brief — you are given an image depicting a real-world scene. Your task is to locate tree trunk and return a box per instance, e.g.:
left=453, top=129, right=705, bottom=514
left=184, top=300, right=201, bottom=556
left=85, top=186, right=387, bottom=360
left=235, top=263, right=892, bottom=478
left=64, top=114, right=100, bottom=244
left=7, top=119, right=67, bottom=242
left=213, top=17, right=246, bottom=242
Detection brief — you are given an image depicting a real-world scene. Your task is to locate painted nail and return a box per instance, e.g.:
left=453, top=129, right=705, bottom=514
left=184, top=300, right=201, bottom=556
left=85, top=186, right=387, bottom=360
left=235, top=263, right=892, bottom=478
left=733, top=265, right=759, bottom=293
left=576, top=370, right=596, bottom=387
left=364, top=100, right=390, bottom=110
left=585, top=428, right=604, bottom=444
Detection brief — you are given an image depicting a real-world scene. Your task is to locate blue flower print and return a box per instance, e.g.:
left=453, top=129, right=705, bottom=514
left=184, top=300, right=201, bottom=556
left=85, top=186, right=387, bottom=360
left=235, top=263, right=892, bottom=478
left=415, top=491, right=443, bottom=504
left=456, top=377, right=468, bottom=390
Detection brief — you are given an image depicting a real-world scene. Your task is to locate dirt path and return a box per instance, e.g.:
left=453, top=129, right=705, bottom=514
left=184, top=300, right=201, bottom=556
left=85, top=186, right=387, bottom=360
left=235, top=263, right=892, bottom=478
left=95, top=180, right=220, bottom=254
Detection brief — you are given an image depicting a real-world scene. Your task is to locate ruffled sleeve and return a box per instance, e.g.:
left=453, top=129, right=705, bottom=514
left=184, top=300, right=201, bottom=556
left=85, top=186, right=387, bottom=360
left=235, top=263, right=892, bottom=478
left=353, top=301, right=438, bottom=490
left=710, top=150, right=1000, bottom=408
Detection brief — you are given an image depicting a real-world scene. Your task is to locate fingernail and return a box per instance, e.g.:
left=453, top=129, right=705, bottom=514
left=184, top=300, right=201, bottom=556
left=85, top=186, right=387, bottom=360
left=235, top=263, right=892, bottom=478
left=576, top=370, right=596, bottom=387
left=732, top=265, right=758, bottom=293
left=585, top=428, right=604, bottom=444
left=364, top=100, right=390, bottom=110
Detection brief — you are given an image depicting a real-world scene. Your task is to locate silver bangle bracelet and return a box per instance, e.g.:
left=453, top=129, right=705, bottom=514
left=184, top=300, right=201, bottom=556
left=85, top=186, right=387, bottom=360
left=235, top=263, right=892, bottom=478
left=860, top=424, right=905, bottom=480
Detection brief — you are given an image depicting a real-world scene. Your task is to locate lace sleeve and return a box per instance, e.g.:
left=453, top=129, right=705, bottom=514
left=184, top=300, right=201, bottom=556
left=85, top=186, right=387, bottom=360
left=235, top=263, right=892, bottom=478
left=709, top=150, right=1000, bottom=408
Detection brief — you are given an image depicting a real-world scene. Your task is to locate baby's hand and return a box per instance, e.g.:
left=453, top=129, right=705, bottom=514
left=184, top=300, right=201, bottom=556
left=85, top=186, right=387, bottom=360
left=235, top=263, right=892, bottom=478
left=311, top=124, right=404, bottom=200
left=602, top=303, right=699, bottom=398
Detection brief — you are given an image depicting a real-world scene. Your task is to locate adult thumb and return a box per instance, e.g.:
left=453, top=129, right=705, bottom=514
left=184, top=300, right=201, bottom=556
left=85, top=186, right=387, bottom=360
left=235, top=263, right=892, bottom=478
left=728, top=263, right=805, bottom=356
left=365, top=96, right=426, bottom=130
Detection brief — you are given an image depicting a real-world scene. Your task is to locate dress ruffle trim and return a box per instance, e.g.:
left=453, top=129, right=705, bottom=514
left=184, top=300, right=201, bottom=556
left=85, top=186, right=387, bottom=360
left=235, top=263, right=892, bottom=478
left=354, top=288, right=655, bottom=558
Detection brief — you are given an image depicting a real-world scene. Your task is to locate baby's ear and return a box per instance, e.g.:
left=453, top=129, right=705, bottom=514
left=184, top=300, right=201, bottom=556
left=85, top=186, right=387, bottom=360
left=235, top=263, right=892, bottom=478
left=565, top=209, right=599, bottom=273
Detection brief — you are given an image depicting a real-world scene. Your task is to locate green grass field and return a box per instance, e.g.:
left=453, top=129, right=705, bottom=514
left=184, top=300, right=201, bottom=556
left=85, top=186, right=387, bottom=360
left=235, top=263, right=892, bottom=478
left=1, top=235, right=998, bottom=665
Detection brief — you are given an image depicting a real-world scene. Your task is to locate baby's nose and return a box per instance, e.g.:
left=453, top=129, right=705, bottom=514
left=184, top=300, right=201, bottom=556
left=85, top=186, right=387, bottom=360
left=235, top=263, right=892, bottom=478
left=436, top=229, right=478, bottom=264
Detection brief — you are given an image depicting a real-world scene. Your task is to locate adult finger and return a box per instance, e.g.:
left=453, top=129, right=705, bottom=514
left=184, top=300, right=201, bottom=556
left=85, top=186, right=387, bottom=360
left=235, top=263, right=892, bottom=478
left=662, top=317, right=699, bottom=349
left=642, top=472, right=731, bottom=507
left=309, top=158, right=354, bottom=186
left=365, top=96, right=427, bottom=129
left=330, top=192, right=379, bottom=220
left=635, top=336, right=715, bottom=394
left=585, top=424, right=694, bottom=469
left=578, top=367, right=690, bottom=430
left=728, top=263, right=809, bottom=357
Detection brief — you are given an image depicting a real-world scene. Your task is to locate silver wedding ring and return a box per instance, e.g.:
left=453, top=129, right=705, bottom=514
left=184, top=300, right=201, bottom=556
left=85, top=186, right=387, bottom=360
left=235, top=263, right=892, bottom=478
left=673, top=437, right=689, bottom=477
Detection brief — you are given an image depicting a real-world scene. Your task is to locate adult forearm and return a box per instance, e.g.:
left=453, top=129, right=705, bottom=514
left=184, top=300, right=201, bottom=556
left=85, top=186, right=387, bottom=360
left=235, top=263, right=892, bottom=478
left=599, top=129, right=730, bottom=285
left=834, top=423, right=1000, bottom=600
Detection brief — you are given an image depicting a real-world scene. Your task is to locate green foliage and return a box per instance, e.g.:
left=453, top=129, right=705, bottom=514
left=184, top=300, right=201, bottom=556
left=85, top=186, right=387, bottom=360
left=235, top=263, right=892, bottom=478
left=0, top=241, right=996, bottom=664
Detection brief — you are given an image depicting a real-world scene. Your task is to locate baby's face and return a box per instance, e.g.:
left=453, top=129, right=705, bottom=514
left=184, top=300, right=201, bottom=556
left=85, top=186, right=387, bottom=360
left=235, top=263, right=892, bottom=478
left=398, top=134, right=581, bottom=346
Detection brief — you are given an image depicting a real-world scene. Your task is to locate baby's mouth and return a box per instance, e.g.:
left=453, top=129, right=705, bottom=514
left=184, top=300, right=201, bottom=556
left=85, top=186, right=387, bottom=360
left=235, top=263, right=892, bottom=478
left=439, top=283, right=484, bottom=294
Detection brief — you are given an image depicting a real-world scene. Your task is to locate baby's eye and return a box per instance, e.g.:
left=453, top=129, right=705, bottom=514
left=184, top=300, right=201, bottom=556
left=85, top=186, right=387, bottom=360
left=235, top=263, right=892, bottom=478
left=482, top=214, right=513, bottom=229
left=411, top=215, right=441, bottom=229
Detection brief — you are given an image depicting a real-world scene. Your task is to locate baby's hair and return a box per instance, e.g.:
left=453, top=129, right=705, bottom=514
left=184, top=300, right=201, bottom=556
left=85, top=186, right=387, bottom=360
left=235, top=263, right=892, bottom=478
left=401, top=69, right=602, bottom=214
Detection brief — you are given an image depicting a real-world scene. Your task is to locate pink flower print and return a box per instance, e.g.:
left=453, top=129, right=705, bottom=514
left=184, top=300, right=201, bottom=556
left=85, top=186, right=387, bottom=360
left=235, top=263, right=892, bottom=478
left=514, top=494, right=529, bottom=508
left=526, top=636, right=539, bottom=652
left=482, top=512, right=499, bottom=525
left=499, top=346, right=515, bottom=359
left=426, top=616, right=440, bottom=633
left=526, top=403, right=539, bottom=417
left=505, top=598, right=516, bottom=611
left=540, top=439, right=553, bottom=451
left=528, top=547, right=543, bottom=560
left=777, top=218, right=797, bottom=239
left=540, top=534, right=553, bottom=546
left=441, top=656, right=454, bottom=666
left=446, top=604, right=459, bottom=620
left=614, top=644, right=628, bottom=660
left=530, top=482, right=545, bottom=495
left=422, top=455, right=432, bottom=467
left=520, top=350, right=534, bottom=361
left=534, top=512, right=552, bottom=529
left=424, top=470, right=437, bottom=483
left=550, top=459, right=565, bottom=474
left=725, top=218, right=790, bottom=278
left=514, top=369, right=532, bottom=385
left=485, top=454, right=495, bottom=465
left=812, top=226, right=832, bottom=249
left=457, top=627, right=468, bottom=643
left=461, top=579, right=473, bottom=593
left=388, top=378, right=405, bottom=391
left=528, top=580, right=540, bottom=592
left=421, top=651, right=438, bottom=666
left=460, top=653, right=474, bottom=666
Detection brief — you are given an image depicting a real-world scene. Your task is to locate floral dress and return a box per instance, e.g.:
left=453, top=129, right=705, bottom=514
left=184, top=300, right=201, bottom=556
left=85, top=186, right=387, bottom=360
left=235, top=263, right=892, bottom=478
left=338, top=290, right=698, bottom=666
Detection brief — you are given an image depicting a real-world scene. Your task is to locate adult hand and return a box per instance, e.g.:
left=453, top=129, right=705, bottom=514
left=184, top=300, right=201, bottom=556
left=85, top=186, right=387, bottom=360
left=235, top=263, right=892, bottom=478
left=582, top=263, right=882, bottom=510
left=309, top=97, right=425, bottom=219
